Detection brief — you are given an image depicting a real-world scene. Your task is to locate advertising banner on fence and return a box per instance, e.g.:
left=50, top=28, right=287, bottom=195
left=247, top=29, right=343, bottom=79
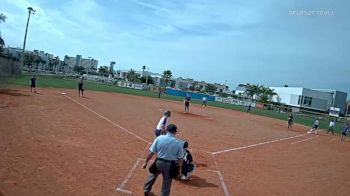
left=329, top=107, right=340, bottom=117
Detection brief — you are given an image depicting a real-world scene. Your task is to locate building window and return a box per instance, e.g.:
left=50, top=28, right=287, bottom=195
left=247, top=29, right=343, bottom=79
left=308, top=97, right=312, bottom=106
left=303, top=97, right=308, bottom=105
left=302, top=96, right=312, bottom=106
left=299, top=96, right=312, bottom=106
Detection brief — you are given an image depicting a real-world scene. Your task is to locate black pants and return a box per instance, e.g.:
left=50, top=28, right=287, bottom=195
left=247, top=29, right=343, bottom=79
left=327, top=127, right=334, bottom=134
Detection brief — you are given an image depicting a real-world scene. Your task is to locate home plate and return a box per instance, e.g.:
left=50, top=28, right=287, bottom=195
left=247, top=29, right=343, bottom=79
left=61, top=92, right=67, bottom=95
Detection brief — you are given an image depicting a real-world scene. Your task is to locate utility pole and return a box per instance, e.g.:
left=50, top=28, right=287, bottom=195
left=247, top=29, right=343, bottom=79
left=21, top=7, right=36, bottom=68
left=146, top=68, right=150, bottom=85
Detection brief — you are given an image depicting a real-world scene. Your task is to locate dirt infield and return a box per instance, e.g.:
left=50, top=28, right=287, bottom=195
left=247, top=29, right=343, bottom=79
left=1, top=87, right=350, bottom=196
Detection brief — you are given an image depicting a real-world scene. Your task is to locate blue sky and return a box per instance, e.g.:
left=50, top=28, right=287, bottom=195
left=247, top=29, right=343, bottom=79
left=0, top=0, right=349, bottom=94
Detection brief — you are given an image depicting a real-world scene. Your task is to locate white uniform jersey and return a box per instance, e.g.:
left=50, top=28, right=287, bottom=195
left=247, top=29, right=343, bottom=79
left=156, top=116, right=168, bottom=130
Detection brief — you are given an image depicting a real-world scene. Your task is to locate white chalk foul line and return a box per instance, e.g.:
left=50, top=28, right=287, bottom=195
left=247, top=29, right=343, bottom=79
left=291, top=135, right=319, bottom=145
left=63, top=95, right=151, bottom=144
left=116, top=158, right=142, bottom=194
left=116, top=158, right=155, bottom=195
left=208, top=169, right=230, bottom=196
left=212, top=133, right=307, bottom=155
left=207, top=169, right=219, bottom=173
left=116, top=188, right=132, bottom=194
left=211, top=154, right=230, bottom=196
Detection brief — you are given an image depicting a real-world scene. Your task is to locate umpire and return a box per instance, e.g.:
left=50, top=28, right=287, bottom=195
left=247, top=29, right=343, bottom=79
left=142, top=124, right=184, bottom=196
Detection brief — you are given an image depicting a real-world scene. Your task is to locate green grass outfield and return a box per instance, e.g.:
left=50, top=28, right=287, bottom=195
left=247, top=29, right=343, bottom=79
left=5, top=74, right=347, bottom=134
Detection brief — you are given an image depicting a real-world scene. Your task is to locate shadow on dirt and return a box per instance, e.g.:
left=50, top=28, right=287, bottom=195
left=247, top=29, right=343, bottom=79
left=0, top=89, right=30, bottom=97
left=179, top=175, right=219, bottom=188
left=173, top=110, right=213, bottom=121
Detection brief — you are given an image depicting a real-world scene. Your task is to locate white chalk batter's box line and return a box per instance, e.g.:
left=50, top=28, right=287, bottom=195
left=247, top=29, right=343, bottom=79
left=116, top=157, right=230, bottom=195
left=116, top=133, right=318, bottom=195
left=124, top=133, right=317, bottom=196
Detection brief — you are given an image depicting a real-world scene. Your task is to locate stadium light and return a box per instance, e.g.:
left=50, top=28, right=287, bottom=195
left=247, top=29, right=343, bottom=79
left=21, top=7, right=36, bottom=69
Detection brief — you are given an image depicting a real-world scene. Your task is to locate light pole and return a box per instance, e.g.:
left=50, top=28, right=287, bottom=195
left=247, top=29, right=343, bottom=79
left=141, top=65, right=146, bottom=77
left=21, top=7, right=36, bottom=68
left=145, top=68, right=150, bottom=85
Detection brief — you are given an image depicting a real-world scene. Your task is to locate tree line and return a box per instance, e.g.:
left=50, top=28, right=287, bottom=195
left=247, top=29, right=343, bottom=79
left=244, top=83, right=277, bottom=103
left=0, top=13, right=7, bottom=52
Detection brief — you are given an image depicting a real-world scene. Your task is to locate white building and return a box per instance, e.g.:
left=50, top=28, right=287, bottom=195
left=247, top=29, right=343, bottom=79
left=174, top=77, right=193, bottom=90
left=214, top=83, right=232, bottom=95
left=33, top=50, right=53, bottom=66
left=271, top=87, right=347, bottom=115
left=64, top=55, right=98, bottom=72
left=3, top=47, right=23, bottom=60
left=235, top=84, right=247, bottom=95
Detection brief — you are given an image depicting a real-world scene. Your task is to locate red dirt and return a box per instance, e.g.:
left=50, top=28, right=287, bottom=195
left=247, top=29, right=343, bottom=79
left=1, top=87, right=349, bottom=196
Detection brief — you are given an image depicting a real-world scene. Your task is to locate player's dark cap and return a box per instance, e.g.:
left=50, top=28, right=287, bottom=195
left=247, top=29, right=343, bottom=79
left=164, top=110, right=171, bottom=117
left=183, top=141, right=188, bottom=148
left=166, top=124, right=177, bottom=133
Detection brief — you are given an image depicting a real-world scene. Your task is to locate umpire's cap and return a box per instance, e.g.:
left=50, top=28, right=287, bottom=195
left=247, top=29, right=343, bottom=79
left=164, top=110, right=171, bottom=117
left=166, top=124, right=177, bottom=133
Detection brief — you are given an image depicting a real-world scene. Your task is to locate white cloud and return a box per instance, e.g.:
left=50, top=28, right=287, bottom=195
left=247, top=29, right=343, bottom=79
left=132, top=0, right=172, bottom=14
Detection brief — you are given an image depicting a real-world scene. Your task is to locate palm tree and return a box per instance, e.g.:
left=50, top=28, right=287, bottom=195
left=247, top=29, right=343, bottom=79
left=62, top=62, right=68, bottom=73
left=48, top=58, right=53, bottom=71
left=245, top=83, right=261, bottom=101
left=162, top=70, right=172, bottom=87
left=24, top=53, right=35, bottom=72
left=98, top=66, right=109, bottom=75
left=41, top=59, right=47, bottom=71
left=110, top=61, right=116, bottom=76
left=205, top=84, right=217, bottom=94
left=140, top=75, right=153, bottom=85
left=53, top=56, right=60, bottom=73
left=0, top=37, right=4, bottom=52
left=0, top=13, right=6, bottom=23
left=127, top=69, right=137, bottom=82
left=0, top=13, right=6, bottom=52
left=259, top=86, right=277, bottom=103
left=33, top=54, right=42, bottom=72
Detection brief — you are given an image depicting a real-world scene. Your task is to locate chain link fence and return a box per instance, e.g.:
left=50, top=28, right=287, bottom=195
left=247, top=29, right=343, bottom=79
left=0, top=56, right=21, bottom=89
